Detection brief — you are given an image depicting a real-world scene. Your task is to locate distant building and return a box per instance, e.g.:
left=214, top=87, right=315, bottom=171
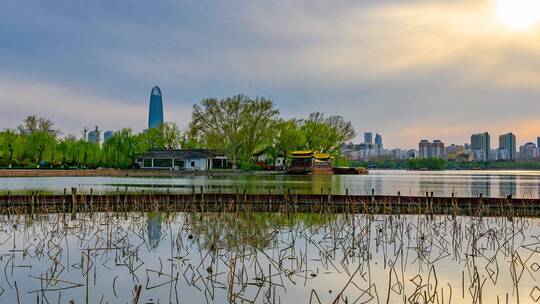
left=446, top=144, right=469, bottom=161
left=148, top=86, right=164, bottom=129
left=87, top=130, right=100, bottom=145
left=364, top=132, right=373, bottom=145
left=374, top=133, right=383, bottom=149
left=135, top=149, right=229, bottom=171
left=519, top=142, right=538, bottom=160
left=537, top=137, right=540, bottom=149
left=499, top=132, right=517, bottom=160
left=470, top=132, right=490, bottom=161
left=495, top=148, right=509, bottom=160
left=103, top=131, right=114, bottom=143
left=418, top=140, right=445, bottom=159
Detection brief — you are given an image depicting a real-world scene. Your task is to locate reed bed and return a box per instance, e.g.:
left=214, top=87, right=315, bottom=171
left=0, top=189, right=537, bottom=303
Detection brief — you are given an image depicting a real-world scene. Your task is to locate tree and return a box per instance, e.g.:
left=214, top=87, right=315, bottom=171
left=302, top=112, right=356, bottom=154
left=18, top=115, right=60, bottom=137
left=239, top=97, right=279, bottom=162
left=324, top=115, right=356, bottom=144
left=0, top=129, right=20, bottom=168
left=27, top=131, right=55, bottom=166
left=269, top=119, right=305, bottom=165
left=301, top=119, right=340, bottom=153
left=162, top=123, right=183, bottom=149
left=190, top=95, right=279, bottom=167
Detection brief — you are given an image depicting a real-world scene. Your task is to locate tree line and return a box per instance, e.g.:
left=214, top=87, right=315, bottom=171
left=0, top=95, right=355, bottom=169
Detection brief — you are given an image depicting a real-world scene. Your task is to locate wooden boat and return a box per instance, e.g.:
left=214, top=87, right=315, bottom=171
left=289, top=151, right=333, bottom=175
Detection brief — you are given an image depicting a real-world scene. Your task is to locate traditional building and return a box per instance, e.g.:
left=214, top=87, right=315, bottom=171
left=289, top=151, right=333, bottom=174
left=135, top=149, right=229, bottom=171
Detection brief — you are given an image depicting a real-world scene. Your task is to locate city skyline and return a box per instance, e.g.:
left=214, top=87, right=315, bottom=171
left=2, top=1, right=540, bottom=147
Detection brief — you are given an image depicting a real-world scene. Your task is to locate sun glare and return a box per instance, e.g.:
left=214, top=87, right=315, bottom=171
left=496, top=0, right=540, bottom=30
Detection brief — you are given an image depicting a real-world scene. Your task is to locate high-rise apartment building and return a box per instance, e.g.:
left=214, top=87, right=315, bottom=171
left=470, top=132, right=490, bottom=161
left=364, top=132, right=372, bottom=145
left=374, top=133, right=383, bottom=149
left=418, top=140, right=445, bottom=159
left=499, top=132, right=516, bottom=160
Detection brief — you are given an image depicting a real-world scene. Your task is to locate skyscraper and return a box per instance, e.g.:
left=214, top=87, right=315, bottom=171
left=470, top=132, right=490, bottom=161
left=499, top=132, right=516, bottom=160
left=374, top=133, right=383, bottom=149
left=364, top=132, right=372, bottom=144
left=87, top=130, right=100, bottom=145
left=104, top=130, right=114, bottom=143
left=148, top=86, right=164, bottom=129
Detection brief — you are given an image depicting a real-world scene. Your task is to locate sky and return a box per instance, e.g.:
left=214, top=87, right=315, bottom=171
left=1, top=0, right=540, bottom=148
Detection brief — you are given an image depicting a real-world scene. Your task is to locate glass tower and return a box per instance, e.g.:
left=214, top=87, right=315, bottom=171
left=148, top=86, right=164, bottom=129
left=499, top=132, right=516, bottom=160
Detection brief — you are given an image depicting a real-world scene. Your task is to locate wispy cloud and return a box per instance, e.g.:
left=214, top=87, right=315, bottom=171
left=1, top=0, right=540, bottom=147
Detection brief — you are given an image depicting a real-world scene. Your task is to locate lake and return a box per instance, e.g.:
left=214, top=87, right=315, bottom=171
left=1, top=170, right=540, bottom=198
left=0, top=211, right=538, bottom=303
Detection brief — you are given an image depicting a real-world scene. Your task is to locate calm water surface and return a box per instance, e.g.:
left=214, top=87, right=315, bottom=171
left=0, top=212, right=538, bottom=303
left=1, top=170, right=540, bottom=198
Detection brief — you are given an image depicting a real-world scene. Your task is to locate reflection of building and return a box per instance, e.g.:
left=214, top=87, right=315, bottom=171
left=147, top=214, right=163, bottom=249
left=499, top=175, right=516, bottom=198
left=471, top=175, right=490, bottom=198
left=471, top=132, right=490, bottom=161
left=499, top=132, right=516, bottom=160
left=418, top=140, right=445, bottom=159
left=135, top=149, right=230, bottom=171
left=148, top=86, right=164, bottom=129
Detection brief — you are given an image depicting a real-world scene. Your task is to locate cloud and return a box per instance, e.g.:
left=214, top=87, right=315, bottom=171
left=0, top=79, right=191, bottom=136
left=1, top=0, right=540, bottom=147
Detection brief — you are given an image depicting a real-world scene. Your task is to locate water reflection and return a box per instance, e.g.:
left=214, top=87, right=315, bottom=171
left=0, top=211, right=538, bottom=303
left=471, top=174, right=491, bottom=197
left=2, top=170, right=540, bottom=198
left=499, top=175, right=517, bottom=197
left=147, top=212, right=163, bottom=249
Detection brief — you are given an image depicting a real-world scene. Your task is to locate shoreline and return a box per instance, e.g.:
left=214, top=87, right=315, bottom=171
left=0, top=169, right=286, bottom=178
left=1, top=168, right=540, bottom=178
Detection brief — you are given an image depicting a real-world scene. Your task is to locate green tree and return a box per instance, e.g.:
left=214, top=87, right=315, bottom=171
left=269, top=119, right=306, bottom=165
left=27, top=131, right=55, bottom=166
left=301, top=112, right=355, bottom=154
left=190, top=95, right=279, bottom=167
left=0, top=129, right=20, bottom=167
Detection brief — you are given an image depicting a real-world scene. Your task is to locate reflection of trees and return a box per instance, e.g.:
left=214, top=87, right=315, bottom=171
left=186, top=212, right=335, bottom=251
left=308, top=175, right=336, bottom=194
